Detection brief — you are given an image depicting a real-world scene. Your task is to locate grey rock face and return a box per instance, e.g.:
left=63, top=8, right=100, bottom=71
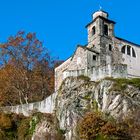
left=32, top=115, right=54, bottom=140
left=55, top=77, right=140, bottom=140
left=31, top=114, right=65, bottom=140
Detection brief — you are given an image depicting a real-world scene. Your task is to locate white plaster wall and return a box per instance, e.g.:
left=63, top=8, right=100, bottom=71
left=55, top=57, right=71, bottom=91
left=120, top=43, right=140, bottom=77
left=113, top=37, right=140, bottom=78
left=0, top=93, right=57, bottom=116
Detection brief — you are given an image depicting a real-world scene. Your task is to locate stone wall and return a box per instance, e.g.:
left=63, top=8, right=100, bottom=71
left=63, top=69, right=87, bottom=79
left=55, top=46, right=88, bottom=91
left=55, top=57, right=71, bottom=91
left=68, top=46, right=87, bottom=70
left=60, top=64, right=127, bottom=82
left=90, top=64, right=127, bottom=81
left=0, top=93, right=57, bottom=116
left=55, top=10, right=140, bottom=92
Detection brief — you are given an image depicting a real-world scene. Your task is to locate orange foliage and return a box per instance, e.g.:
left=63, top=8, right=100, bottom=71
left=0, top=114, right=12, bottom=129
left=0, top=31, right=59, bottom=106
left=77, top=112, right=131, bottom=140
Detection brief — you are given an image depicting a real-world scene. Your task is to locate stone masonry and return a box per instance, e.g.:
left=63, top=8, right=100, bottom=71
left=55, top=10, right=140, bottom=91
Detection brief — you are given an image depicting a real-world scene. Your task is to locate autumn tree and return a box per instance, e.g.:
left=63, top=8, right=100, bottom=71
left=0, top=31, right=57, bottom=106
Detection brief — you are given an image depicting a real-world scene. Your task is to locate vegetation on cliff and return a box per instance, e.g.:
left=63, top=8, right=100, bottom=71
left=0, top=112, right=64, bottom=140
left=77, top=111, right=140, bottom=140
left=105, top=77, right=140, bottom=91
left=77, top=112, right=132, bottom=140
left=0, top=75, right=140, bottom=140
left=56, top=76, right=140, bottom=140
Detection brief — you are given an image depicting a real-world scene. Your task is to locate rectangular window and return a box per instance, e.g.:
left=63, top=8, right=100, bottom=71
left=92, top=26, right=96, bottom=36
left=104, top=24, right=108, bottom=36
left=93, top=55, right=96, bottom=61
left=109, top=44, right=112, bottom=51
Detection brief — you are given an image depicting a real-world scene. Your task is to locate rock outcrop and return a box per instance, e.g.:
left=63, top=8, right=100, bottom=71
left=55, top=76, right=140, bottom=140
left=1, top=76, right=140, bottom=140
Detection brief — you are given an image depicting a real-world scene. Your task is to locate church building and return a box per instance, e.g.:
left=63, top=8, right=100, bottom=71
left=55, top=10, right=140, bottom=91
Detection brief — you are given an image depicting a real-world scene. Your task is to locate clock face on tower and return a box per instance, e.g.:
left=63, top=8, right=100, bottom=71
left=77, top=57, right=81, bottom=65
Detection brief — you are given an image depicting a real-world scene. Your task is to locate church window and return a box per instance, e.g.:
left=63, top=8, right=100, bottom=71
left=121, top=45, right=126, bottom=54
left=132, top=48, right=136, bottom=57
left=109, top=44, right=112, bottom=51
left=92, top=26, right=96, bottom=35
left=127, top=45, right=131, bottom=55
left=93, top=55, right=96, bottom=61
left=104, top=24, right=108, bottom=36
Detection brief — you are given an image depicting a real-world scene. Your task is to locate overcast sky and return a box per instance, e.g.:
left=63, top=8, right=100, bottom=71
left=0, top=0, right=140, bottom=60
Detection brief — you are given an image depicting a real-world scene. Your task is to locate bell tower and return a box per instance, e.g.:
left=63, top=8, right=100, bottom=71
left=86, top=10, right=116, bottom=49
left=86, top=10, right=116, bottom=66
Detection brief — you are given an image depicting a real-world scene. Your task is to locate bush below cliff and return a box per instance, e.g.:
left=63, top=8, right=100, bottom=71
left=77, top=111, right=140, bottom=140
left=0, top=112, right=64, bottom=140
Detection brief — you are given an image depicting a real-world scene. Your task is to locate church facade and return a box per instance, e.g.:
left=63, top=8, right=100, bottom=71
left=55, top=10, right=140, bottom=91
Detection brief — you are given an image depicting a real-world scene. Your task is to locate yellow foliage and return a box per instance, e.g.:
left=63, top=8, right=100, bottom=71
left=0, top=114, right=12, bottom=129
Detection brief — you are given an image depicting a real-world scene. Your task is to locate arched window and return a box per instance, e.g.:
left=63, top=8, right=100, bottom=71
left=104, top=24, right=108, bottom=36
left=121, top=45, right=126, bottom=54
left=92, top=26, right=96, bottom=36
left=132, top=48, right=136, bottom=57
left=121, top=45, right=136, bottom=58
left=127, top=45, right=131, bottom=55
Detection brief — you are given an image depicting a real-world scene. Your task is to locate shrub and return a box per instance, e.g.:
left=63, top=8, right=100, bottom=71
left=0, top=112, right=56, bottom=139
left=77, top=75, right=90, bottom=81
left=106, top=78, right=140, bottom=91
left=77, top=112, right=106, bottom=139
left=17, top=117, right=31, bottom=140
left=0, top=129, right=5, bottom=140
left=77, top=112, right=131, bottom=140
left=0, top=113, right=12, bottom=129
left=124, top=110, right=140, bottom=140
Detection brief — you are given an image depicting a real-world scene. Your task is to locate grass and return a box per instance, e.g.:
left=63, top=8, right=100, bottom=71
left=105, top=77, right=140, bottom=91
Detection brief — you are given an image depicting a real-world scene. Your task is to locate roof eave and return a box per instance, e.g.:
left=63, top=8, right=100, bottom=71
left=116, top=37, right=140, bottom=47
left=85, top=16, right=116, bottom=28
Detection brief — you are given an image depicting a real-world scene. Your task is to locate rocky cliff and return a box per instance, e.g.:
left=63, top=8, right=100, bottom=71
left=55, top=76, right=140, bottom=140
left=0, top=76, right=140, bottom=140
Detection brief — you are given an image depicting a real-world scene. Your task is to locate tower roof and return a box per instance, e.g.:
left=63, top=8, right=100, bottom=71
left=92, top=10, right=108, bottom=19
left=85, top=10, right=116, bottom=28
left=85, top=16, right=116, bottom=28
